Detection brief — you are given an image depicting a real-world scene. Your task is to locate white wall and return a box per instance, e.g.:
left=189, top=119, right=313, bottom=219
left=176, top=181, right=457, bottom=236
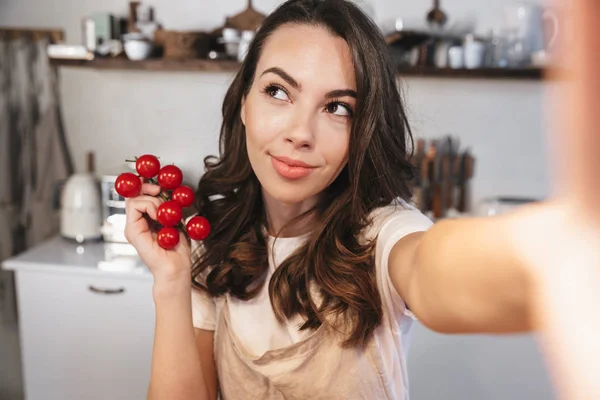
left=1, top=0, right=557, bottom=399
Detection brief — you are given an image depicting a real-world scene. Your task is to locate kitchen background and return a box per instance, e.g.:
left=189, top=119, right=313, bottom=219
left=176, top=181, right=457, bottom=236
left=0, top=0, right=562, bottom=399
left=0, top=0, right=557, bottom=201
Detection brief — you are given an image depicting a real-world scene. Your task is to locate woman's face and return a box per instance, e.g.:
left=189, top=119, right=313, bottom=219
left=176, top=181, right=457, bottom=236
left=241, top=24, right=356, bottom=205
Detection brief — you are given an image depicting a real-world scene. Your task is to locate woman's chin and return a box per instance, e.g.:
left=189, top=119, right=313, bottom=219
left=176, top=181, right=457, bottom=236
left=262, top=184, right=316, bottom=206
left=272, top=191, right=310, bottom=205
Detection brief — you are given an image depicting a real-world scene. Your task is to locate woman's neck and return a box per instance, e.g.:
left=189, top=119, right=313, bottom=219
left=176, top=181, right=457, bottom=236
left=262, top=190, right=318, bottom=238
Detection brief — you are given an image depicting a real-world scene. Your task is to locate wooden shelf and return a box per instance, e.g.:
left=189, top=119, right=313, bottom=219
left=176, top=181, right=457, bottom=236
left=51, top=57, right=240, bottom=72
left=1, top=27, right=64, bottom=42
left=396, top=65, right=543, bottom=80
left=50, top=57, right=545, bottom=80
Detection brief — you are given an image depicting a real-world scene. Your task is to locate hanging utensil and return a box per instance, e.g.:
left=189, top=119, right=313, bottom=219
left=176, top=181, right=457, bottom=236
left=444, top=135, right=459, bottom=211
left=426, top=0, right=448, bottom=30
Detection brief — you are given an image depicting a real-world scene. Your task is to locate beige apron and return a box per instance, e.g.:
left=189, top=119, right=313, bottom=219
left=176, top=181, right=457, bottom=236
left=214, top=298, right=401, bottom=400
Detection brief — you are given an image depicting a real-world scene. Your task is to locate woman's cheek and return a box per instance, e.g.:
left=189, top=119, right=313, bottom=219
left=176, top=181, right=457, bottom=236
left=249, top=107, right=290, bottom=144
left=321, top=128, right=350, bottom=165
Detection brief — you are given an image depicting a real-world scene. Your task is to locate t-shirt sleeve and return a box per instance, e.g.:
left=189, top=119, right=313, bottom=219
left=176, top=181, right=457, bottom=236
left=190, top=239, right=217, bottom=331
left=191, top=288, right=217, bottom=330
left=372, top=200, right=434, bottom=321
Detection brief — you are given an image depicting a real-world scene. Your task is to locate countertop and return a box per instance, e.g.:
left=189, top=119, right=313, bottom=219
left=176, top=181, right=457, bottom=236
left=1, top=236, right=153, bottom=280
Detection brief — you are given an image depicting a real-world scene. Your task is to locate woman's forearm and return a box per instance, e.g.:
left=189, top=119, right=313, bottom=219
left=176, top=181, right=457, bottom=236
left=148, top=277, right=209, bottom=400
left=410, top=215, right=535, bottom=334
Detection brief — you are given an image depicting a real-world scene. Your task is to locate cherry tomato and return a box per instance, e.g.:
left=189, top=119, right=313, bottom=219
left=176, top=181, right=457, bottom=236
left=157, top=227, right=179, bottom=250
left=157, top=200, right=183, bottom=227
left=114, top=172, right=141, bottom=198
left=136, top=154, right=161, bottom=179
left=172, top=185, right=195, bottom=208
left=157, top=165, right=183, bottom=190
left=186, top=216, right=211, bottom=241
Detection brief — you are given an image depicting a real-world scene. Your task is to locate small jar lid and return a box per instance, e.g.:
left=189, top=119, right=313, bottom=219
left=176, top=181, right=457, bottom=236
left=241, top=30, right=255, bottom=41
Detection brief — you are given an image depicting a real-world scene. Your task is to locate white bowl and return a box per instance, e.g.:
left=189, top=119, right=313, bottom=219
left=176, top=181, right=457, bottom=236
left=124, top=40, right=153, bottom=61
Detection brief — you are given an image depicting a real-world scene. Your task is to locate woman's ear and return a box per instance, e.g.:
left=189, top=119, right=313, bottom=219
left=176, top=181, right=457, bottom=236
left=240, top=96, right=246, bottom=126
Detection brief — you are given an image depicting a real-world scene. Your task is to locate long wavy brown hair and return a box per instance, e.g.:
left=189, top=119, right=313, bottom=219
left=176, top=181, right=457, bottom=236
left=192, top=0, right=414, bottom=348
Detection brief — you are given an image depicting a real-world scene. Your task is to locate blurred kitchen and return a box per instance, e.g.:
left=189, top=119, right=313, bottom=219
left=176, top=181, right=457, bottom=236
left=0, top=0, right=564, bottom=399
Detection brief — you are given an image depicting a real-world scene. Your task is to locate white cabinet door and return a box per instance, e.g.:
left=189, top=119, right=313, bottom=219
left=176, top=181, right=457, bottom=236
left=16, top=270, right=155, bottom=400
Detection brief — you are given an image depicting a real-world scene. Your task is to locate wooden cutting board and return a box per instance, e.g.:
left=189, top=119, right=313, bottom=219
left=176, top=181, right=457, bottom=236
left=225, top=0, right=266, bottom=31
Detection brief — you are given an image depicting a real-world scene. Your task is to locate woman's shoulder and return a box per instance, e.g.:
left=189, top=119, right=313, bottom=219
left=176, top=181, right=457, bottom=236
left=362, top=198, right=433, bottom=243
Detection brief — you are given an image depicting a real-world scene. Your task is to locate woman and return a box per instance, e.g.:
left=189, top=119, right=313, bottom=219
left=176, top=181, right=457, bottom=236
left=124, top=0, right=600, bottom=399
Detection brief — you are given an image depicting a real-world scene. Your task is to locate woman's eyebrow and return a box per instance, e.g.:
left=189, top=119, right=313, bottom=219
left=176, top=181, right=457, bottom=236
left=325, top=89, right=356, bottom=99
left=261, top=66, right=301, bottom=90
left=260, top=66, right=357, bottom=99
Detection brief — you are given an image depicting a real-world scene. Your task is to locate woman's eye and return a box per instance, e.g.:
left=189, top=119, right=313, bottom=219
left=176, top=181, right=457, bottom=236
left=326, top=102, right=353, bottom=117
left=266, top=85, right=289, bottom=101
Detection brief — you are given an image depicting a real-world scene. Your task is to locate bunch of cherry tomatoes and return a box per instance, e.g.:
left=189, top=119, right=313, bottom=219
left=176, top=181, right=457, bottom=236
left=114, top=154, right=210, bottom=250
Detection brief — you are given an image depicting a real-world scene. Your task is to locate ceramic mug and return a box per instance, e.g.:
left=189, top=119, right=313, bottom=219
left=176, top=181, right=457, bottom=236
left=464, top=40, right=485, bottom=69
left=448, top=46, right=464, bottom=69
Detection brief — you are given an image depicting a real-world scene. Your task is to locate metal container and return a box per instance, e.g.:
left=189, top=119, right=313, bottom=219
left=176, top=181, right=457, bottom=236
left=100, top=175, right=128, bottom=243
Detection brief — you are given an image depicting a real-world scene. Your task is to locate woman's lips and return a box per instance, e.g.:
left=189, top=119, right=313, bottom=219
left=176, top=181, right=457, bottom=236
left=270, top=155, right=316, bottom=180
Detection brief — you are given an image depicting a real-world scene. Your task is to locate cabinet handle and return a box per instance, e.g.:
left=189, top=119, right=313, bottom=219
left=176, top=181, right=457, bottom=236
left=88, top=285, right=126, bottom=295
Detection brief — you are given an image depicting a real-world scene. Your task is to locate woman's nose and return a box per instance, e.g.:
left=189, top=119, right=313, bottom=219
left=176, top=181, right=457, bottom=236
left=284, top=112, right=316, bottom=150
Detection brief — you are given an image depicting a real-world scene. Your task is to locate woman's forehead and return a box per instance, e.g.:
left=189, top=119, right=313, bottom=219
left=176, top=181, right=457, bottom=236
left=256, top=24, right=357, bottom=92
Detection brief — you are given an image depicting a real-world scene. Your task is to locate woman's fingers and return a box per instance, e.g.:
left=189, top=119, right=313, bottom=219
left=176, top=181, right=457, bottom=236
left=141, top=182, right=162, bottom=196
left=126, top=196, right=162, bottom=221
left=175, top=230, right=191, bottom=255
left=124, top=195, right=163, bottom=247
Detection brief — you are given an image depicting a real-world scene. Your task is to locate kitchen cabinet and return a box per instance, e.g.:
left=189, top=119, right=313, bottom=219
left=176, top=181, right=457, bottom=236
left=3, top=237, right=155, bottom=400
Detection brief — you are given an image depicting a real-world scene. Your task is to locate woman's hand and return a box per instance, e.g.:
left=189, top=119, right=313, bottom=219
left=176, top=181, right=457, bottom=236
left=506, top=2, right=600, bottom=396
left=502, top=197, right=600, bottom=400
left=124, top=179, right=192, bottom=290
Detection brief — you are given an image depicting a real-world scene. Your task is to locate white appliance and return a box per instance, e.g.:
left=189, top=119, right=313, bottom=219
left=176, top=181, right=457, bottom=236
left=60, top=173, right=103, bottom=242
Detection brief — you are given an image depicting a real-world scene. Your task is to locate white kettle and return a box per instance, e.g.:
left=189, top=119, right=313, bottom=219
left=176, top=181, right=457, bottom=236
left=60, top=152, right=103, bottom=242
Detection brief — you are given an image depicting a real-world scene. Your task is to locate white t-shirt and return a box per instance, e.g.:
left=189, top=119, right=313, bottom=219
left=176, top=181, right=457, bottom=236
left=191, top=199, right=432, bottom=361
